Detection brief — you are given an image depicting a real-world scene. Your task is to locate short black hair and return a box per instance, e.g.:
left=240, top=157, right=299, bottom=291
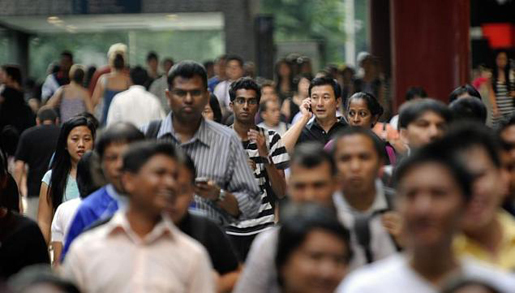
left=2, top=65, right=22, bottom=85
left=229, top=77, right=262, bottom=103
left=203, top=60, right=214, bottom=69
left=61, top=50, right=73, bottom=61
left=276, top=203, right=353, bottom=287
left=37, top=106, right=58, bottom=122
left=439, top=122, right=502, bottom=168
left=346, top=92, right=384, bottom=118
left=146, top=51, right=158, bottom=62
left=308, top=76, right=341, bottom=99
left=76, top=151, right=102, bottom=199
left=449, top=84, right=481, bottom=103
left=405, top=86, right=428, bottom=101
left=167, top=61, right=208, bottom=90
left=209, top=93, right=223, bottom=123
left=96, top=122, right=145, bottom=159
left=122, top=140, right=182, bottom=173
left=290, top=142, right=337, bottom=176
left=394, top=139, right=473, bottom=202
left=449, top=96, right=487, bottom=124
left=130, top=66, right=149, bottom=86
left=225, top=54, right=244, bottom=67
left=398, top=99, right=452, bottom=129
left=332, top=127, right=386, bottom=162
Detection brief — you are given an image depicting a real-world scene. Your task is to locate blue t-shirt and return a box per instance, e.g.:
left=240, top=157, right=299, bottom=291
left=42, top=170, right=80, bottom=202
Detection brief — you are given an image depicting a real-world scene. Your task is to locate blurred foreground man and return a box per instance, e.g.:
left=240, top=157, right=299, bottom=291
left=62, top=141, right=214, bottom=293
left=339, top=141, right=515, bottom=293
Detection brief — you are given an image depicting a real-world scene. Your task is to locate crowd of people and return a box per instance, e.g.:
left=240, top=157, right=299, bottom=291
left=1, top=42, right=515, bottom=293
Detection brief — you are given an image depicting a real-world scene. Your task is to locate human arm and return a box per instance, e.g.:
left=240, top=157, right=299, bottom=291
left=91, top=76, right=105, bottom=108
left=14, top=161, right=27, bottom=197
left=37, top=179, right=53, bottom=245
left=83, top=91, right=94, bottom=113
left=281, top=99, right=291, bottom=121
left=195, top=181, right=241, bottom=217
left=46, top=87, right=64, bottom=109
left=281, top=98, right=312, bottom=153
left=217, top=266, right=242, bottom=293
left=41, top=75, right=59, bottom=103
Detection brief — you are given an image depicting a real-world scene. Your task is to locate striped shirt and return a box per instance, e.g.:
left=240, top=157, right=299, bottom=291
left=226, top=127, right=290, bottom=236
left=493, top=81, right=515, bottom=127
left=141, top=114, right=261, bottom=226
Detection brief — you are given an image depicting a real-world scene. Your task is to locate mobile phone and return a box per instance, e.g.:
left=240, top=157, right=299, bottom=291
left=195, top=177, right=209, bottom=185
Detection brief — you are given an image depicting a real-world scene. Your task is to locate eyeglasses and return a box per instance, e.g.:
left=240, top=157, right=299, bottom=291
left=348, top=110, right=371, bottom=118
left=171, top=89, right=204, bottom=98
left=234, top=98, right=258, bottom=106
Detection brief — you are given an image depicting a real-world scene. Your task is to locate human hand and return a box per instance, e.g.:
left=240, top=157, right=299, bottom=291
left=300, top=97, right=313, bottom=119
left=247, top=158, right=256, bottom=171
left=382, top=211, right=404, bottom=246
left=194, top=180, right=221, bottom=201
left=248, top=129, right=268, bottom=157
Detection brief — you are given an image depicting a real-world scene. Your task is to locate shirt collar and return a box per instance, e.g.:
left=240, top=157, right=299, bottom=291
left=333, top=179, right=388, bottom=216
left=106, top=184, right=128, bottom=209
left=158, top=113, right=212, bottom=147
left=308, top=116, right=345, bottom=131
left=106, top=211, right=177, bottom=244
left=129, top=85, right=146, bottom=91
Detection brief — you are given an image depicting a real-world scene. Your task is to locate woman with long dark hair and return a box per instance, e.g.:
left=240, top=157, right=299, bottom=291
left=37, top=116, right=95, bottom=244
left=275, top=59, right=295, bottom=103
left=489, top=51, right=515, bottom=127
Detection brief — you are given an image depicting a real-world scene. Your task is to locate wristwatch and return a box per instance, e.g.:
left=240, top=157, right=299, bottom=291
left=216, top=189, right=227, bottom=202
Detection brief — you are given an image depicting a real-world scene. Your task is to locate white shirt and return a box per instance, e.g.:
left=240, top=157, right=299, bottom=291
left=213, top=80, right=232, bottom=111
left=62, top=210, right=215, bottom=293
left=106, top=85, right=165, bottom=128
left=51, top=198, right=82, bottom=243
left=338, top=254, right=515, bottom=293
left=332, top=180, right=398, bottom=269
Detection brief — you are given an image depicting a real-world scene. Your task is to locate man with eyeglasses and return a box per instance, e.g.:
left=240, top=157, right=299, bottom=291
left=142, top=61, right=261, bottom=227
left=227, top=77, right=289, bottom=261
left=282, top=76, right=348, bottom=152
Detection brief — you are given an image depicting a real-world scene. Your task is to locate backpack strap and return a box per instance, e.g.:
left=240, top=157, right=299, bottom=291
left=145, top=120, right=162, bottom=139
left=353, top=214, right=374, bottom=264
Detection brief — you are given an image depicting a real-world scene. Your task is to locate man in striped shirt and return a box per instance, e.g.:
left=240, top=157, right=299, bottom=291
left=227, top=77, right=289, bottom=261
left=142, top=61, right=261, bottom=226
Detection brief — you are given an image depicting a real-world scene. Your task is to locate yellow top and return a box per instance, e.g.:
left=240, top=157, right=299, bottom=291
left=454, top=211, right=515, bottom=271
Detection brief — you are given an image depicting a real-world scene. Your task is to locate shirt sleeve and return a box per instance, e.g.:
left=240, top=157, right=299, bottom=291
left=41, top=75, right=58, bottom=102
left=51, top=205, right=65, bottom=243
left=226, top=134, right=261, bottom=220
left=62, top=207, right=88, bottom=261
left=106, top=95, right=121, bottom=126
left=268, top=131, right=290, bottom=170
left=42, top=170, right=52, bottom=185
left=14, top=131, right=30, bottom=162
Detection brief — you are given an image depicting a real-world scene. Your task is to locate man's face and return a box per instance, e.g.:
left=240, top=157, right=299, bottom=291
left=226, top=60, right=244, bottom=81
left=102, top=142, right=129, bottom=192
left=401, top=111, right=447, bottom=149
left=461, top=146, right=506, bottom=231
left=122, top=154, right=179, bottom=217
left=262, top=100, right=281, bottom=127
left=166, top=165, right=194, bottom=224
left=310, top=85, right=340, bottom=122
left=163, top=60, right=173, bottom=74
left=288, top=162, right=336, bottom=207
left=261, top=86, right=279, bottom=104
left=60, top=56, right=73, bottom=73
left=148, top=58, right=158, bottom=72
left=334, top=134, right=382, bottom=195
left=167, top=75, right=209, bottom=124
left=230, top=88, right=259, bottom=125
left=397, top=162, right=466, bottom=249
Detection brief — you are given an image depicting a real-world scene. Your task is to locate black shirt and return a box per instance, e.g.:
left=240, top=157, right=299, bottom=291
left=0, top=212, right=50, bottom=279
left=14, top=124, right=60, bottom=197
left=178, top=212, right=239, bottom=275
left=297, top=117, right=348, bottom=146
left=0, top=87, right=35, bottom=135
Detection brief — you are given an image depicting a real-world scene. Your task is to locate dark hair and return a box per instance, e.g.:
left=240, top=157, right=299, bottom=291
left=182, top=153, right=196, bottom=184
left=260, top=79, right=276, bottom=89
left=449, top=84, right=481, bottom=103
left=332, top=127, right=386, bottom=161
left=293, top=73, right=313, bottom=94
left=146, top=51, right=158, bottom=62
left=229, top=77, right=262, bottom=104
left=492, top=51, right=512, bottom=95
left=95, top=122, right=145, bottom=159
left=2, top=65, right=22, bottom=86
left=71, top=67, right=85, bottom=84
left=203, top=60, right=214, bottom=69
left=0, top=153, right=20, bottom=212
left=9, top=265, right=80, bottom=293
left=226, top=55, right=244, bottom=68
left=405, top=86, right=428, bottom=101
left=167, top=61, right=208, bottom=90
left=75, top=112, right=100, bottom=131
left=439, top=122, right=502, bottom=168
left=347, top=92, right=384, bottom=119
left=290, top=142, right=337, bottom=176
left=398, top=99, right=452, bottom=129
left=208, top=93, right=223, bottom=123
left=308, top=76, right=341, bottom=99
left=48, top=117, right=96, bottom=210
left=130, top=66, right=149, bottom=86
left=275, top=59, right=295, bottom=93
left=76, top=151, right=102, bottom=199
left=60, top=51, right=73, bottom=61
left=113, top=53, right=125, bottom=70
left=122, top=141, right=182, bottom=174
left=276, top=203, right=352, bottom=287
left=394, top=140, right=473, bottom=201
left=449, top=97, right=487, bottom=124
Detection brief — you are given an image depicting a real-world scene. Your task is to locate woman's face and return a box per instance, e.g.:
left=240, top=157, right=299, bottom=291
left=280, top=229, right=349, bottom=293
left=202, top=104, right=215, bottom=121
left=67, top=126, right=94, bottom=163
left=347, top=98, right=376, bottom=128
left=279, top=62, right=292, bottom=78
left=496, top=52, right=508, bottom=69
left=298, top=77, right=310, bottom=97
